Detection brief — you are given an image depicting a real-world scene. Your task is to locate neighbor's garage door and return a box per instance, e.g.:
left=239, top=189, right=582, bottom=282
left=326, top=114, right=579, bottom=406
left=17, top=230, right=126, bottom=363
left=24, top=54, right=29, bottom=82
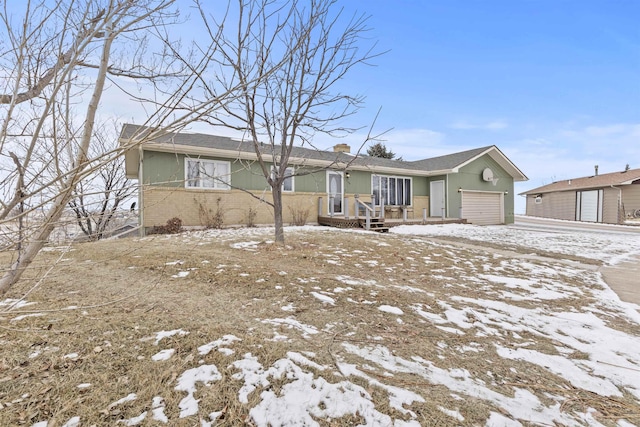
left=461, top=191, right=504, bottom=225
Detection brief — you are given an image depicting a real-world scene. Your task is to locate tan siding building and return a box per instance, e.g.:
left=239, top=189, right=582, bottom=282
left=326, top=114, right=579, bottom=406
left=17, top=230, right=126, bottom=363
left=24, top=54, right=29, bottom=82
left=521, top=167, right=640, bottom=224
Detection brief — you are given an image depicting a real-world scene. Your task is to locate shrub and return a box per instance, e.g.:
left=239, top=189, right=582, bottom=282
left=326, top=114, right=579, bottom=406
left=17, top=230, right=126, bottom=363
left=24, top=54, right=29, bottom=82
left=288, top=206, right=309, bottom=226
left=244, top=207, right=258, bottom=228
left=151, top=217, right=182, bottom=234
left=195, top=197, right=225, bottom=229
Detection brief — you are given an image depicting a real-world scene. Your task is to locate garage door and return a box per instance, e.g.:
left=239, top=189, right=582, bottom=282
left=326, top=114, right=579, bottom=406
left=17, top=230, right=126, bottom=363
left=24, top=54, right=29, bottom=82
left=461, top=191, right=504, bottom=225
left=576, top=190, right=602, bottom=222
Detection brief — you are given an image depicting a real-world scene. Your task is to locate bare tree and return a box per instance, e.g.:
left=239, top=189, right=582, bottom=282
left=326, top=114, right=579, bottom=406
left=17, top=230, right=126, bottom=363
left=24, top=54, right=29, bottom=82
left=67, top=122, right=136, bottom=241
left=195, top=0, right=382, bottom=243
left=0, top=0, right=320, bottom=293
left=0, top=0, right=191, bottom=294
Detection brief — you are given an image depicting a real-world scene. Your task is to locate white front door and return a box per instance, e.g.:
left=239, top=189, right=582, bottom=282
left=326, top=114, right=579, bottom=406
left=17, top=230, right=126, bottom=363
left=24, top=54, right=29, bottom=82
left=327, top=171, right=343, bottom=215
left=430, top=180, right=445, bottom=217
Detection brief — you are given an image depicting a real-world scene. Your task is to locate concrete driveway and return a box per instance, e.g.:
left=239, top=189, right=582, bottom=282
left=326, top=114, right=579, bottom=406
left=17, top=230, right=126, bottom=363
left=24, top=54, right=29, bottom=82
left=514, top=216, right=640, bottom=306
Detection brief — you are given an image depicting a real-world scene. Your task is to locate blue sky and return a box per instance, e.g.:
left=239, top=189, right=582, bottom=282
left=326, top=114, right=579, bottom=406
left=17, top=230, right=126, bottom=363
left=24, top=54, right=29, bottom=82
left=100, top=0, right=638, bottom=214
left=319, top=0, right=639, bottom=212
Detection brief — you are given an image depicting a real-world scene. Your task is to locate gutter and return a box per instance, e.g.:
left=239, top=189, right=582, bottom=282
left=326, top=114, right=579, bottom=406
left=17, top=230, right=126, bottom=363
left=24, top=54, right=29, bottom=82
left=135, top=141, right=457, bottom=177
left=138, top=145, right=144, bottom=237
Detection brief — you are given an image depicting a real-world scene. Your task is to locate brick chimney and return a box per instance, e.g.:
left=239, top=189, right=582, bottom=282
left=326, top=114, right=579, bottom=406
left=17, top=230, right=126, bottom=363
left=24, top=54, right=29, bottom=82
left=333, top=143, right=351, bottom=153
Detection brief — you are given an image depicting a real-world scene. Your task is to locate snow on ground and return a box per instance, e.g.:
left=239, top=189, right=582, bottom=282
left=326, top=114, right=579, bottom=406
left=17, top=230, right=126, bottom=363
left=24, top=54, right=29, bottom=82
left=12, top=223, right=640, bottom=426
left=391, top=222, right=640, bottom=265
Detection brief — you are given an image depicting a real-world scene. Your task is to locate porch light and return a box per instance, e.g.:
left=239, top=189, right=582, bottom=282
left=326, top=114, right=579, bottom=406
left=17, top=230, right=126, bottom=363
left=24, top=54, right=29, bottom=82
left=458, top=187, right=462, bottom=193
left=345, top=171, right=350, bottom=179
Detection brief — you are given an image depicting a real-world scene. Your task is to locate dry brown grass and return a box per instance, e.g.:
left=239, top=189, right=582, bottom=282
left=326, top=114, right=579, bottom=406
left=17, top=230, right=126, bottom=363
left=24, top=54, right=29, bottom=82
left=0, top=226, right=639, bottom=426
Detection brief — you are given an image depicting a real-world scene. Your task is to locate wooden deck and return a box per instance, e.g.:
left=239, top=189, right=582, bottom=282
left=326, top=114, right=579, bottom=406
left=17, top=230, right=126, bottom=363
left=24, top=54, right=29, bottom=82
left=317, top=216, right=466, bottom=231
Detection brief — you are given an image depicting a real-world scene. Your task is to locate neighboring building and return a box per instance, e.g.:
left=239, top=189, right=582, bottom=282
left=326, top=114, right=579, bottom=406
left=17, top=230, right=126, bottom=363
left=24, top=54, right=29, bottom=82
left=521, top=167, right=640, bottom=224
left=120, top=124, right=527, bottom=233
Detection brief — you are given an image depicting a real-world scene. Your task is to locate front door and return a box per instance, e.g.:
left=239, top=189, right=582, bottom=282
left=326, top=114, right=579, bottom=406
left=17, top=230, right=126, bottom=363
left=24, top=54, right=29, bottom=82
left=327, top=171, right=343, bottom=215
left=430, top=180, right=445, bottom=217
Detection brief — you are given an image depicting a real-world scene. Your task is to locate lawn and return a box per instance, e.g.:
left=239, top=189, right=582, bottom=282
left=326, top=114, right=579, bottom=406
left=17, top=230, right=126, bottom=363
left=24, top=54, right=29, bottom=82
left=1, top=223, right=639, bottom=426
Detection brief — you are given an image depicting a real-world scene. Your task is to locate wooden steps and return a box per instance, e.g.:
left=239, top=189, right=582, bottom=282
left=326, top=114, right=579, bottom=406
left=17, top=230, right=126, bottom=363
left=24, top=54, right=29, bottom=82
left=358, top=218, right=389, bottom=233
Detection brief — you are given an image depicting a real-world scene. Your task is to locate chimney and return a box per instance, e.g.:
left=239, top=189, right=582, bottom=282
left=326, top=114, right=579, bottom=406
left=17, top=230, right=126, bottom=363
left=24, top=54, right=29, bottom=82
left=625, top=164, right=630, bottom=172
left=333, top=143, right=351, bottom=153
left=594, top=165, right=598, bottom=176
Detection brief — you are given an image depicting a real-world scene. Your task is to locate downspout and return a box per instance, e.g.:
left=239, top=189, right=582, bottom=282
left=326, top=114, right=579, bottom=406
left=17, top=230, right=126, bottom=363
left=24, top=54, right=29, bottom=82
left=610, top=185, right=623, bottom=224
left=138, top=146, right=144, bottom=236
left=445, top=175, right=449, bottom=219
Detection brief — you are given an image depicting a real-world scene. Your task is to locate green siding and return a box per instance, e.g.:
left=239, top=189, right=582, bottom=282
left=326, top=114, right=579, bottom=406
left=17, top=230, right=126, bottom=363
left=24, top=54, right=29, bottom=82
left=292, top=167, right=326, bottom=193
left=412, top=176, right=428, bottom=197
left=143, top=149, right=436, bottom=206
left=143, top=151, right=183, bottom=187
left=452, top=154, right=515, bottom=223
left=344, top=170, right=371, bottom=195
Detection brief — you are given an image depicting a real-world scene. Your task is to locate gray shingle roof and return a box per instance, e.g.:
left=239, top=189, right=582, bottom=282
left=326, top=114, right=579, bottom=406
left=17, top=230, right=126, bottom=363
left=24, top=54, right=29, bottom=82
left=407, top=146, right=494, bottom=171
left=120, top=123, right=519, bottom=177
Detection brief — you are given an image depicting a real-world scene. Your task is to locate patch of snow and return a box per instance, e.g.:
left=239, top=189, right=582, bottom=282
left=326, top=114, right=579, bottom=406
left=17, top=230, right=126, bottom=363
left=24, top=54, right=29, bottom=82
left=152, top=349, right=175, bottom=361
left=117, top=411, right=147, bottom=425
left=154, top=329, right=189, bottom=345
left=261, top=317, right=319, bottom=338
left=310, top=292, right=335, bottom=305
left=378, top=305, right=403, bottom=315
left=171, top=271, right=190, bottom=278
left=151, top=396, right=168, bottom=423
left=198, top=335, right=241, bottom=356
left=10, top=313, right=44, bottom=322
left=61, top=417, right=80, bottom=427
left=108, top=393, right=137, bottom=410
left=175, top=365, right=222, bottom=418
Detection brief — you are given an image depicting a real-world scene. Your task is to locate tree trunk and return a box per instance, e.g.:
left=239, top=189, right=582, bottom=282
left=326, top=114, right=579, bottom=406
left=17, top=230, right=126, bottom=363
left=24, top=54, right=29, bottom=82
left=272, top=185, right=285, bottom=244
left=0, top=31, right=114, bottom=295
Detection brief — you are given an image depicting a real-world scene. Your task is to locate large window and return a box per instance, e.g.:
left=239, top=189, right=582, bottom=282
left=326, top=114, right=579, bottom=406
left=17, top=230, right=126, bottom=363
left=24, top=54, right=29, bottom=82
left=185, top=158, right=230, bottom=190
left=372, top=175, right=411, bottom=206
left=271, top=166, right=295, bottom=192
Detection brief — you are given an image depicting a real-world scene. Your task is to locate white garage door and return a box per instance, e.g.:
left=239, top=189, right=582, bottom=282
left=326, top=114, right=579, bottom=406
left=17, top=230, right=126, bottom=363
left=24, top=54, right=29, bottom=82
left=461, top=191, right=504, bottom=225
left=576, top=190, right=602, bottom=222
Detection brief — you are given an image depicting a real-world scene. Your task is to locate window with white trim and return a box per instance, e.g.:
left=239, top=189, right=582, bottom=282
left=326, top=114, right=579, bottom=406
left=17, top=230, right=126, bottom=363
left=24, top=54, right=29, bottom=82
left=185, top=158, right=230, bottom=190
left=372, top=175, right=412, bottom=206
left=271, top=166, right=295, bottom=192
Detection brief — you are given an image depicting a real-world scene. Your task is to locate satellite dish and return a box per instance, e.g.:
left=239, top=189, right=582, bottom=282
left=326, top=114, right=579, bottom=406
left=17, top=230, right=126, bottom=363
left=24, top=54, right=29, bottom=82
left=482, top=168, right=494, bottom=182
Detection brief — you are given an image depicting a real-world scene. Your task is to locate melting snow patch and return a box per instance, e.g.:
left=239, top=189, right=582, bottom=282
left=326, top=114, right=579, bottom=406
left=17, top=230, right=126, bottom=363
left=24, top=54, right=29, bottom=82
left=117, top=411, right=147, bottom=425
left=1, top=298, right=36, bottom=310
left=230, top=353, right=409, bottom=426
left=197, top=335, right=241, bottom=356
left=152, top=349, right=175, bottom=361
left=310, top=292, right=335, bottom=305
left=154, top=329, right=189, bottom=345
left=231, top=241, right=262, bottom=251
left=107, top=393, right=137, bottom=410
left=151, top=396, right=168, bottom=423
left=281, top=303, right=295, bottom=312
left=11, top=313, right=44, bottom=322
left=438, top=406, right=464, bottom=421
left=261, top=317, right=319, bottom=338
left=175, top=365, right=222, bottom=418
left=61, top=417, right=80, bottom=427
left=171, top=271, right=190, bottom=278
left=379, top=305, right=403, bottom=315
